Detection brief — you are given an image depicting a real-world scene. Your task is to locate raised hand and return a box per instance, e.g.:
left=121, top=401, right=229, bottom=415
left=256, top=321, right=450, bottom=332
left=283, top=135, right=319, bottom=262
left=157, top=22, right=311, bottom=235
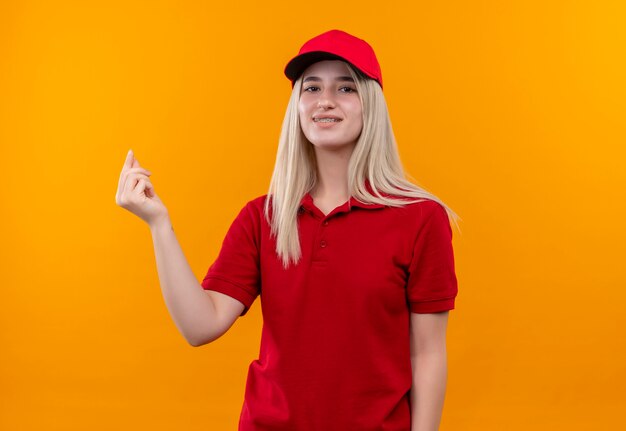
left=115, top=149, right=169, bottom=226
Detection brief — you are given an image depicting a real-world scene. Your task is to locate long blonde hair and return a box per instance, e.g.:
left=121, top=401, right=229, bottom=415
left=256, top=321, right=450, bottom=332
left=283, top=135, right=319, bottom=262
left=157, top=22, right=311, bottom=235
left=264, top=62, right=461, bottom=269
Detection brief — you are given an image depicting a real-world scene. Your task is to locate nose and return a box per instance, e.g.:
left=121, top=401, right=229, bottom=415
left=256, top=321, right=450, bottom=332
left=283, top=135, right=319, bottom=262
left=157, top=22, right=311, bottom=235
left=317, top=89, right=336, bottom=109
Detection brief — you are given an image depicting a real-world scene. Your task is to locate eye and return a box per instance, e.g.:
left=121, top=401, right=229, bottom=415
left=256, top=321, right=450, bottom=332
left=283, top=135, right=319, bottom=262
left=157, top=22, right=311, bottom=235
left=303, top=85, right=319, bottom=92
left=340, top=86, right=356, bottom=93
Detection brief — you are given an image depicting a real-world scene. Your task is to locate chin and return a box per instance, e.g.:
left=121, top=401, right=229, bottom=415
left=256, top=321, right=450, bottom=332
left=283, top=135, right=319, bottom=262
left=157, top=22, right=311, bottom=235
left=309, top=140, right=356, bottom=151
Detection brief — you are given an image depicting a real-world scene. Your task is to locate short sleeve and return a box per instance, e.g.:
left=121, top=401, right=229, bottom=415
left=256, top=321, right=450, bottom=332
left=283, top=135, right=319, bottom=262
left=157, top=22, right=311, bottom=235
left=406, top=201, right=458, bottom=313
left=201, top=201, right=261, bottom=316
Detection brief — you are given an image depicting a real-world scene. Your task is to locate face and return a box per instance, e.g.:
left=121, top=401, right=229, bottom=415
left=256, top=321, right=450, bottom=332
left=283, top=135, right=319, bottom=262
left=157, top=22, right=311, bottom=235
left=298, top=60, right=363, bottom=151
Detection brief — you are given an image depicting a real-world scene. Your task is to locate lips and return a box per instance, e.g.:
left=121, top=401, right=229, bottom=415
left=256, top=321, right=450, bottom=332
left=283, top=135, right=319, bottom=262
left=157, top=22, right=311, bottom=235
left=313, top=115, right=342, bottom=123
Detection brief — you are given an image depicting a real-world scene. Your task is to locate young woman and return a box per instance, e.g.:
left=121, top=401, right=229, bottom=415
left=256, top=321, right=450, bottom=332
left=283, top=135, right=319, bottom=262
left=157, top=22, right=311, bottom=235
left=116, top=29, right=460, bottom=431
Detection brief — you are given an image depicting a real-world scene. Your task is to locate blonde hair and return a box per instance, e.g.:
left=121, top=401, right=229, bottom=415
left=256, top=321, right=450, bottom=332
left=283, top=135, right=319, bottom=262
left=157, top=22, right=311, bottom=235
left=264, top=62, right=461, bottom=269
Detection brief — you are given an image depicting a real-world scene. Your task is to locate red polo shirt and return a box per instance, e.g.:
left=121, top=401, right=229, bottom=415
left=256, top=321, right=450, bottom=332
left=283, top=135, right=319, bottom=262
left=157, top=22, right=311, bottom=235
left=201, top=190, right=458, bottom=431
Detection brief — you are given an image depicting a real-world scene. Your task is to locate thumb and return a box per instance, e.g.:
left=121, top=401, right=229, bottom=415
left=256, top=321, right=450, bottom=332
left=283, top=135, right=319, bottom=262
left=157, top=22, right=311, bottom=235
left=123, top=149, right=134, bottom=170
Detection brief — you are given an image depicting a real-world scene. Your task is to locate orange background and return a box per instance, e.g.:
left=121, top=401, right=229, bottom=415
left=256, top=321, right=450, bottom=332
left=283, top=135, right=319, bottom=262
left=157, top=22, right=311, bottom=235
left=1, top=1, right=625, bottom=430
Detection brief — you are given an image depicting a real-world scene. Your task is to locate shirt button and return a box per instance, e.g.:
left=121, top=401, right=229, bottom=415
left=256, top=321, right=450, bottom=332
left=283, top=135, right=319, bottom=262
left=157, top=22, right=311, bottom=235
left=322, top=220, right=329, bottom=226
left=320, top=240, right=327, bottom=248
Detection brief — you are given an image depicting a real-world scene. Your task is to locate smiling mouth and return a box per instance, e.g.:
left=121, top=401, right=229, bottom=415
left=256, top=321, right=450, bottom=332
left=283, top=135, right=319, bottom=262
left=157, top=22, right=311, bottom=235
left=313, top=118, right=342, bottom=122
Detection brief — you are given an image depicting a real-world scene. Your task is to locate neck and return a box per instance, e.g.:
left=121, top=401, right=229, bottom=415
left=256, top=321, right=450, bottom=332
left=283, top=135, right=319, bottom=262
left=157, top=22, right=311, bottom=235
left=311, top=143, right=355, bottom=200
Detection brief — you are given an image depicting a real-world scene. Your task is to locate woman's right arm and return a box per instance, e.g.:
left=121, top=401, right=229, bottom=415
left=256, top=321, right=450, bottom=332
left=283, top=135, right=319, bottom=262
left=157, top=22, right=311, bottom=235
left=116, top=149, right=244, bottom=346
left=149, top=216, right=244, bottom=346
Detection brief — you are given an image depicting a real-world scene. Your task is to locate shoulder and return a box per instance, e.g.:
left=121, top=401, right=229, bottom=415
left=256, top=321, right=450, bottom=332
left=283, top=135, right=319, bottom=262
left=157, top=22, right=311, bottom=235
left=415, top=199, right=447, bottom=218
left=233, top=194, right=270, bottom=225
left=394, top=198, right=450, bottom=234
left=242, top=194, right=269, bottom=214
left=392, top=197, right=446, bottom=218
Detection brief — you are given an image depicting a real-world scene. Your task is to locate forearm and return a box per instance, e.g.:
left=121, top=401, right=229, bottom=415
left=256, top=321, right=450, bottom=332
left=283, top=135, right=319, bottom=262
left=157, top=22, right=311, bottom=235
left=410, top=349, right=448, bottom=431
left=150, top=216, right=217, bottom=346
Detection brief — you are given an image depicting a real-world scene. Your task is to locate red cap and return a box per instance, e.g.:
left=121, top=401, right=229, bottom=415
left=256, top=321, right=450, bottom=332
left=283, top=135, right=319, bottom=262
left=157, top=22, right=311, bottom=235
left=284, top=29, right=383, bottom=90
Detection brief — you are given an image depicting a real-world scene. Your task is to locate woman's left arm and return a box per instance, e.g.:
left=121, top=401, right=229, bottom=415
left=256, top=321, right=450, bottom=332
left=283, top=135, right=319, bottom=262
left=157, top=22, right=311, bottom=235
left=409, top=311, right=449, bottom=431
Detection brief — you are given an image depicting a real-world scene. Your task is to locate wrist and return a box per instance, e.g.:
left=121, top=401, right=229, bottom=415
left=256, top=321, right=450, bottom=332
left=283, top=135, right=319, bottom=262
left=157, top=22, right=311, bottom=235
left=149, top=213, right=172, bottom=233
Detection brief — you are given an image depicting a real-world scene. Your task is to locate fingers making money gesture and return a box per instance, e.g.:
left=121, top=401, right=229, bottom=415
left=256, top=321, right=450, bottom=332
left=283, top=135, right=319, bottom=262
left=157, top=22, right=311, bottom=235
left=115, top=149, right=168, bottom=226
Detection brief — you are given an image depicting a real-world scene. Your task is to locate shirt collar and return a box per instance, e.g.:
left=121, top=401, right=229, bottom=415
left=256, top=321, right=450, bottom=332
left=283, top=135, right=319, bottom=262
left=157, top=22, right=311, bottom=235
left=299, top=180, right=390, bottom=215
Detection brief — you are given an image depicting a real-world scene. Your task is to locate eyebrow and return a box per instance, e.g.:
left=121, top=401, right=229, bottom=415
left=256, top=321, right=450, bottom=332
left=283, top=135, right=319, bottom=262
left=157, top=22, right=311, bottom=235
left=302, top=76, right=355, bottom=83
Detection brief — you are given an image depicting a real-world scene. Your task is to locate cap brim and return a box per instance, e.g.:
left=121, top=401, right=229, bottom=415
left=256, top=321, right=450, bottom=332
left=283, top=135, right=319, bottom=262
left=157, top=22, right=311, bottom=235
left=284, top=52, right=348, bottom=84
